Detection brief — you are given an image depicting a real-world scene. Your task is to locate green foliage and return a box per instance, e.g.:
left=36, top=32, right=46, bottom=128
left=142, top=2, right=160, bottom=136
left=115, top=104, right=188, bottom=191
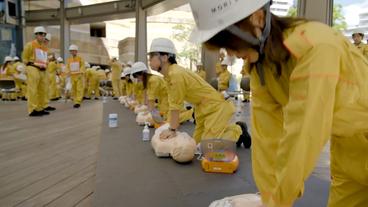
left=172, top=24, right=201, bottom=69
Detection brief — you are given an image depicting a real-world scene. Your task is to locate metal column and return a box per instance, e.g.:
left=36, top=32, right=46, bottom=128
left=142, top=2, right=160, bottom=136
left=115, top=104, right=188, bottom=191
left=60, top=0, right=70, bottom=60
left=135, top=0, right=147, bottom=63
left=298, top=0, right=333, bottom=25
left=201, top=48, right=218, bottom=83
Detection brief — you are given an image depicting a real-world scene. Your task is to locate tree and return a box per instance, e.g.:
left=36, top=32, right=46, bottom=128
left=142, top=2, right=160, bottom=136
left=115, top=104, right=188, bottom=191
left=287, top=4, right=347, bottom=31
left=287, top=6, right=297, bottom=17
left=171, top=24, right=201, bottom=70
left=333, top=4, right=347, bottom=31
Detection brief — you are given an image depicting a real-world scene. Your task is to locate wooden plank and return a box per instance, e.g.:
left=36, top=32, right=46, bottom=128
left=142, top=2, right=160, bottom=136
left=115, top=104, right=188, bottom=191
left=0, top=154, right=96, bottom=206
left=0, top=132, right=98, bottom=177
left=45, top=176, right=95, bottom=207
left=15, top=165, right=96, bottom=207
left=74, top=193, right=93, bottom=207
left=0, top=141, right=97, bottom=198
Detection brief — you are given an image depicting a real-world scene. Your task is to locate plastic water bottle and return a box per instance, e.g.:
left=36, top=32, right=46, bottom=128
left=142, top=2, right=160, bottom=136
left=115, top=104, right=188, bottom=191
left=108, top=113, right=118, bottom=128
left=142, top=123, right=150, bottom=141
left=103, top=96, right=107, bottom=103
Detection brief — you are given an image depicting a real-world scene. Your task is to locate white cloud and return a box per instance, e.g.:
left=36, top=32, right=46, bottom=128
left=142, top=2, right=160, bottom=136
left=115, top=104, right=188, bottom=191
left=344, top=5, right=361, bottom=26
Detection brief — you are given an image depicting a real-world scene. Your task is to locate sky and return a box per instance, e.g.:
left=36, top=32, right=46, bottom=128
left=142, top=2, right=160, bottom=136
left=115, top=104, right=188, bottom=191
left=335, top=0, right=368, bottom=26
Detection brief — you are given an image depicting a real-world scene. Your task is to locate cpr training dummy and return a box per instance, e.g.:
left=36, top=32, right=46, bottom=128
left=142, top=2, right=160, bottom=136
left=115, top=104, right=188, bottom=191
left=151, top=123, right=196, bottom=163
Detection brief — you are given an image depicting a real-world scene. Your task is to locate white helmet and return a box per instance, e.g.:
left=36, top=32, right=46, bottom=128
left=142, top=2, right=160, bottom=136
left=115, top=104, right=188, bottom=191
left=123, top=67, right=132, bottom=76
left=85, top=62, right=90, bottom=68
left=105, top=69, right=110, bottom=73
left=13, top=56, right=20, bottom=61
left=34, top=26, right=47, bottom=34
left=4, top=56, right=13, bottom=63
left=69, top=44, right=78, bottom=51
left=188, top=0, right=270, bottom=43
left=127, top=61, right=133, bottom=66
left=45, top=33, right=51, bottom=41
left=57, top=57, right=63, bottom=62
left=149, top=38, right=177, bottom=55
left=131, top=62, right=148, bottom=74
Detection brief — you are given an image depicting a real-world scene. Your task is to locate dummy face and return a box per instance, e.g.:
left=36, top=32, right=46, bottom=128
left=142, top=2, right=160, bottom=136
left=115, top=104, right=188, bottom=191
left=35, top=33, right=46, bottom=42
left=70, top=50, right=78, bottom=56
left=353, top=34, right=363, bottom=44
left=148, top=53, right=162, bottom=72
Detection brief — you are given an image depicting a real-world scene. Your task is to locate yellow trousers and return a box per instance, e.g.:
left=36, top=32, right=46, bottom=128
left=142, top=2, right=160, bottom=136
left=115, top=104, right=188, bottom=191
left=26, top=66, right=48, bottom=113
left=112, top=78, right=121, bottom=97
left=193, top=100, right=242, bottom=143
left=328, top=133, right=368, bottom=207
left=120, top=79, right=127, bottom=96
left=49, top=73, right=59, bottom=99
left=71, top=75, right=84, bottom=104
left=87, top=78, right=100, bottom=98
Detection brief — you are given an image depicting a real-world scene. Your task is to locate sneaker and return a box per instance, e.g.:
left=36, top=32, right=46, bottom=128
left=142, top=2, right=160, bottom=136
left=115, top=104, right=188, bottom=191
left=113, top=97, right=118, bottom=100
left=94, top=97, right=99, bottom=100
left=83, top=97, right=91, bottom=100
left=29, top=110, right=43, bottom=117
left=44, top=106, right=56, bottom=111
left=40, top=110, right=50, bottom=115
left=73, top=104, right=80, bottom=108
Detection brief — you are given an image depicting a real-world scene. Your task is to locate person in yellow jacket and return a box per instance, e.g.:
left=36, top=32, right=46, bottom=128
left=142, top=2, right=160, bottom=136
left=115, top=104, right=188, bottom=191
left=56, top=57, right=66, bottom=95
left=86, top=66, right=101, bottom=100
left=22, top=26, right=52, bottom=116
left=217, top=58, right=232, bottom=92
left=352, top=32, right=368, bottom=59
left=120, top=65, right=128, bottom=96
left=130, top=62, right=193, bottom=124
left=47, top=53, right=60, bottom=101
left=66, top=44, right=85, bottom=108
left=240, top=59, right=250, bottom=102
left=11, top=56, right=27, bottom=100
left=195, top=62, right=206, bottom=80
left=0, top=56, right=17, bottom=101
left=109, top=58, right=122, bottom=99
left=132, top=79, right=144, bottom=105
left=148, top=38, right=247, bottom=145
left=41, top=33, right=57, bottom=111
left=189, top=0, right=368, bottom=206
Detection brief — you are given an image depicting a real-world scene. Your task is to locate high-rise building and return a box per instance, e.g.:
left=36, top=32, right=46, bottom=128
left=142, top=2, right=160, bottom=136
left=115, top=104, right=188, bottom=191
left=270, top=0, right=294, bottom=17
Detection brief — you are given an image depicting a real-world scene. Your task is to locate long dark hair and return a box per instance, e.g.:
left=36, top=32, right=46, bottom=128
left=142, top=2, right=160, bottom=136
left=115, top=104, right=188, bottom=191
left=204, top=14, right=306, bottom=75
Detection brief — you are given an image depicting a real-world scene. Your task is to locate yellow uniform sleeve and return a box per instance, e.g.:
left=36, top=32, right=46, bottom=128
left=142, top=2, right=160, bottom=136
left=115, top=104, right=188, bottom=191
left=167, top=71, right=186, bottom=111
left=80, top=57, right=85, bottom=73
left=22, top=42, right=33, bottom=64
left=269, top=44, right=339, bottom=206
left=147, top=77, right=159, bottom=101
left=250, top=68, right=284, bottom=204
left=47, top=62, right=57, bottom=73
left=363, top=45, right=368, bottom=60
left=218, top=71, right=231, bottom=91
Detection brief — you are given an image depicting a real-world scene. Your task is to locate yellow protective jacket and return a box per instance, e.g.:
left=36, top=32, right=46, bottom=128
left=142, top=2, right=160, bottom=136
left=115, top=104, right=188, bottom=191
left=47, top=61, right=57, bottom=75
left=218, top=69, right=231, bottom=91
left=126, top=81, right=133, bottom=96
left=165, top=64, right=224, bottom=112
left=354, top=42, right=368, bottom=59
left=22, top=40, right=48, bottom=69
left=133, top=81, right=144, bottom=104
left=147, top=74, right=169, bottom=114
left=66, top=55, right=85, bottom=76
left=110, top=61, right=122, bottom=80
left=250, top=21, right=368, bottom=206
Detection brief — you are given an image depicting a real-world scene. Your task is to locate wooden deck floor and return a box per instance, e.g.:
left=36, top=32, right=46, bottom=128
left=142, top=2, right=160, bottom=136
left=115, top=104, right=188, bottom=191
left=0, top=100, right=102, bottom=207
